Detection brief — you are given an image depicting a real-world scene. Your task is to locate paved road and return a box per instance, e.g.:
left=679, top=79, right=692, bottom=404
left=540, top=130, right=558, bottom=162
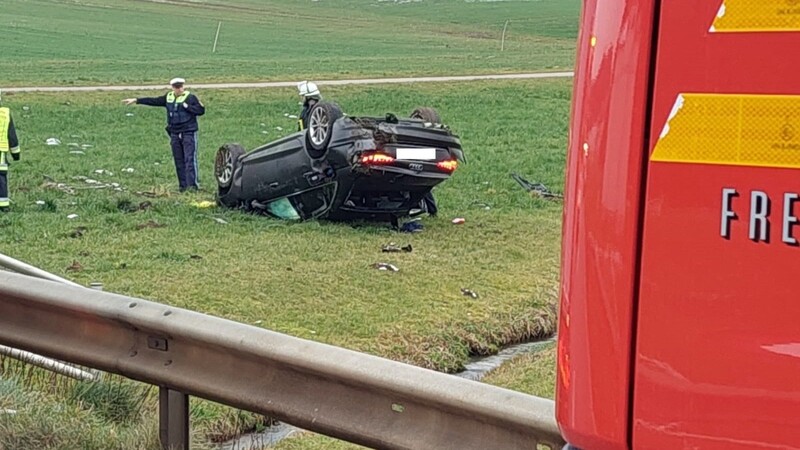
left=4, top=72, right=574, bottom=93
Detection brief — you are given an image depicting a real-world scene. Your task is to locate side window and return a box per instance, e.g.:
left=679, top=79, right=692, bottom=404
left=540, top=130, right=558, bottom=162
left=264, top=198, right=301, bottom=220
left=289, top=184, right=337, bottom=219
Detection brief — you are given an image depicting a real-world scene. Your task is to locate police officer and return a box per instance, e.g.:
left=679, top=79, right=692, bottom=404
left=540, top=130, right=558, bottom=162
left=297, top=80, right=321, bottom=131
left=0, top=89, right=21, bottom=211
left=123, top=78, right=205, bottom=192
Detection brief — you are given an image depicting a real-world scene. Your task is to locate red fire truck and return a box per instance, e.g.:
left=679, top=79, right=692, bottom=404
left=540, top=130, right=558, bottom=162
left=556, top=1, right=800, bottom=449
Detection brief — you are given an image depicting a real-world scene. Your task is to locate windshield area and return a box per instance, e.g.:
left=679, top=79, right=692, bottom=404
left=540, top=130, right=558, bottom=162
left=263, top=183, right=337, bottom=220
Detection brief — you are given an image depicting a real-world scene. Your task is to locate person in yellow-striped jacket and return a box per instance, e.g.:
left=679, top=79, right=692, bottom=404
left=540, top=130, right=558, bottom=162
left=0, top=90, right=21, bottom=211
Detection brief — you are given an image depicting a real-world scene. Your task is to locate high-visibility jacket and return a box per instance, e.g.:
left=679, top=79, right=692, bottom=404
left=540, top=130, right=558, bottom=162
left=165, top=91, right=193, bottom=130
left=0, top=107, right=20, bottom=170
left=136, top=91, right=205, bottom=134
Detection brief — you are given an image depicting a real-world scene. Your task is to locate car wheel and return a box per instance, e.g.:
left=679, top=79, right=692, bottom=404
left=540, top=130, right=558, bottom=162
left=410, top=107, right=441, bottom=124
left=306, top=102, right=344, bottom=153
left=215, top=143, right=245, bottom=207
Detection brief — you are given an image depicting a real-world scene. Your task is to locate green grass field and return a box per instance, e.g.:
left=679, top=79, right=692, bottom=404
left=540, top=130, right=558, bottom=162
left=2, top=0, right=579, bottom=86
left=2, top=79, right=568, bottom=370
left=0, top=78, right=571, bottom=448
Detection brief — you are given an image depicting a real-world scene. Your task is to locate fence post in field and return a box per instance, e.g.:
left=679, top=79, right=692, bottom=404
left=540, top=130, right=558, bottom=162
left=501, top=20, right=510, bottom=51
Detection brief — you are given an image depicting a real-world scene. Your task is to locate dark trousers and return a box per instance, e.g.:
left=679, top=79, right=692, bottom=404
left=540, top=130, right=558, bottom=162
left=0, top=153, right=8, bottom=210
left=170, top=131, right=199, bottom=191
left=0, top=171, right=8, bottom=210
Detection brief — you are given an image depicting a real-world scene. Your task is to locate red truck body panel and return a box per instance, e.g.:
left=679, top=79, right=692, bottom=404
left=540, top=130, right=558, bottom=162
left=634, top=1, right=800, bottom=449
left=557, top=1, right=800, bottom=449
left=556, top=1, right=657, bottom=449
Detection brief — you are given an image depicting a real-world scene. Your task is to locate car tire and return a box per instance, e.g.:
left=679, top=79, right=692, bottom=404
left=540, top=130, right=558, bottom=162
left=410, top=107, right=441, bottom=124
left=215, top=143, right=245, bottom=206
left=306, top=101, right=344, bottom=153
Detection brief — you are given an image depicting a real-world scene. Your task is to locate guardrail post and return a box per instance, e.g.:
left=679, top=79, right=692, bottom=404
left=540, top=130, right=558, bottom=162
left=159, top=387, right=189, bottom=450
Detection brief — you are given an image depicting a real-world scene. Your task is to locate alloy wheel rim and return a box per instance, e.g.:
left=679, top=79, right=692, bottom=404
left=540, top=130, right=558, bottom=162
left=309, top=108, right=329, bottom=146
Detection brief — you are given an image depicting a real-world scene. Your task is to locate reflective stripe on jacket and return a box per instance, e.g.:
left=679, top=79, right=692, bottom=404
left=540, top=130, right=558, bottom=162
left=0, top=108, right=9, bottom=152
left=166, top=91, right=192, bottom=129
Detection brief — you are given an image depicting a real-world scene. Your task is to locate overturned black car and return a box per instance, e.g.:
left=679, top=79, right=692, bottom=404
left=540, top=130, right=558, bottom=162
left=213, top=102, right=464, bottom=223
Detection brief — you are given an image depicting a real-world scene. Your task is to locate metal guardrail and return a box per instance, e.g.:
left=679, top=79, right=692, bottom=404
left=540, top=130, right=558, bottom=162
left=0, top=253, right=104, bottom=382
left=0, top=253, right=83, bottom=287
left=0, top=345, right=96, bottom=381
left=0, top=270, right=565, bottom=449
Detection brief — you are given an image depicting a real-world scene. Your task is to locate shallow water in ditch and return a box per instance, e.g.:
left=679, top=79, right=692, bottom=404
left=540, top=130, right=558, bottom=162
left=454, top=336, right=556, bottom=381
left=217, top=336, right=556, bottom=449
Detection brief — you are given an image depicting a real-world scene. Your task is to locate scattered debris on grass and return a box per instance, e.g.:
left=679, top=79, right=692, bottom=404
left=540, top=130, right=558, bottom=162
left=381, top=243, right=413, bottom=253
left=42, top=179, right=76, bottom=194
left=511, top=173, right=563, bottom=200
left=136, top=190, right=167, bottom=198
left=452, top=217, right=466, bottom=225
left=122, top=167, right=135, bottom=173
left=213, top=217, right=228, bottom=225
left=372, top=262, right=400, bottom=272
left=400, top=222, right=424, bottom=233
left=136, top=220, right=165, bottom=230
left=461, top=288, right=480, bottom=299
left=191, top=200, right=216, bottom=208
left=118, top=200, right=152, bottom=213
left=189, top=254, right=203, bottom=260
left=69, top=150, right=85, bottom=155
left=66, top=260, right=83, bottom=272
left=69, top=176, right=126, bottom=192
left=35, top=200, right=45, bottom=205
left=67, top=214, right=78, bottom=219
left=46, top=138, right=61, bottom=146
left=68, top=227, right=87, bottom=238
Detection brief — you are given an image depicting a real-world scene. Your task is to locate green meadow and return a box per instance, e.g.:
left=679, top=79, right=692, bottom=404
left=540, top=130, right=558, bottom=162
left=2, top=0, right=579, bottom=86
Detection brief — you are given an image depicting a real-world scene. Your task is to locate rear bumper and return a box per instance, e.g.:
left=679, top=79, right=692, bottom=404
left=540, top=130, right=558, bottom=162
left=353, top=165, right=450, bottom=190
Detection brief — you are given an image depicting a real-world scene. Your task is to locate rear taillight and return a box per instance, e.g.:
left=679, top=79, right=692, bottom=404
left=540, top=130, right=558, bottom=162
left=437, top=159, right=458, bottom=173
left=360, top=153, right=395, bottom=165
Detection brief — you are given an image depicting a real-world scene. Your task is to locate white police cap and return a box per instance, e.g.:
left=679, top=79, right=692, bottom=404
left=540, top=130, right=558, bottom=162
left=170, top=77, right=186, bottom=86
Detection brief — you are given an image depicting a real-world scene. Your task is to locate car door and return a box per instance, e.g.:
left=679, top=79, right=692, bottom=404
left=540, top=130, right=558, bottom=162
left=239, top=133, right=312, bottom=201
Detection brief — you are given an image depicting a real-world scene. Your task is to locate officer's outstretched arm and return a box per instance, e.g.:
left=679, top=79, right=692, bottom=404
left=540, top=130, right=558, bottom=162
left=127, top=95, right=167, bottom=107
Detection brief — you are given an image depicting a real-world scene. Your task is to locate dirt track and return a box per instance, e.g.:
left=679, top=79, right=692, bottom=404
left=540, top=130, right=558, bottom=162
left=4, top=72, right=574, bottom=93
